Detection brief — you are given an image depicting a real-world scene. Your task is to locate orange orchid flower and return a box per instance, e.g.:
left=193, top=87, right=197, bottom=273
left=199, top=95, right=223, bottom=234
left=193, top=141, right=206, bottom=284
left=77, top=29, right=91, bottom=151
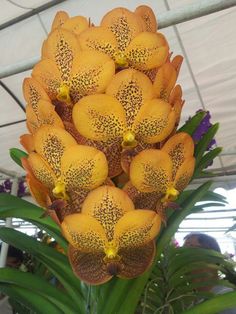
left=78, top=7, right=168, bottom=71
left=32, top=28, right=115, bottom=104
left=72, top=69, right=176, bottom=151
left=124, top=132, right=195, bottom=212
left=61, top=186, right=161, bottom=285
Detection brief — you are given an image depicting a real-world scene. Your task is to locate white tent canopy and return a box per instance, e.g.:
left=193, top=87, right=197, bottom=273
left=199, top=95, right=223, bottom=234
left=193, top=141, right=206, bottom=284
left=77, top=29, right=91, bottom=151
left=0, top=0, right=236, bottom=254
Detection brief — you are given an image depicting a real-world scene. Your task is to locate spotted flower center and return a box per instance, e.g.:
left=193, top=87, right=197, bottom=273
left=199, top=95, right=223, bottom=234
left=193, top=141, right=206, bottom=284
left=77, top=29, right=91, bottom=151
left=115, top=51, right=128, bottom=67
left=57, top=84, right=71, bottom=103
left=161, top=185, right=179, bottom=203
left=122, top=130, right=138, bottom=148
left=53, top=180, right=69, bottom=200
left=104, top=241, right=120, bottom=262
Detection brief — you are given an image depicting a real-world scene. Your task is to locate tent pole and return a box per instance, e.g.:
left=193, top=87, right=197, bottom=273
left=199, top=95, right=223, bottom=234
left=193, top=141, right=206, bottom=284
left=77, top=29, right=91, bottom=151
left=0, top=0, right=236, bottom=79
left=0, top=177, right=19, bottom=267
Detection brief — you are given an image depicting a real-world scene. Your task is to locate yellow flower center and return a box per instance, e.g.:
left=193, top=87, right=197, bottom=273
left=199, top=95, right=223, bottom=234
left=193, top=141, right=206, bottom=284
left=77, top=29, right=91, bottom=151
left=57, top=84, right=71, bottom=103
left=122, top=130, right=138, bottom=149
left=161, top=185, right=179, bottom=203
left=115, top=52, right=128, bottom=67
left=52, top=180, right=69, bottom=201
left=104, top=241, right=120, bottom=262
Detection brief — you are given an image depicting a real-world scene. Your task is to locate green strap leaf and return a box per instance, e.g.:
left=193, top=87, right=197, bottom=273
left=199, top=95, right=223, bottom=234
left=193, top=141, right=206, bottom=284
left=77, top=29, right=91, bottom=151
left=0, top=193, right=67, bottom=250
left=178, top=111, right=206, bottom=135
left=194, top=123, right=219, bottom=167
left=0, top=283, right=63, bottom=314
left=0, top=268, right=77, bottom=314
left=0, top=227, right=86, bottom=314
left=182, top=291, right=236, bottom=314
left=194, top=147, right=222, bottom=178
left=9, top=148, right=28, bottom=168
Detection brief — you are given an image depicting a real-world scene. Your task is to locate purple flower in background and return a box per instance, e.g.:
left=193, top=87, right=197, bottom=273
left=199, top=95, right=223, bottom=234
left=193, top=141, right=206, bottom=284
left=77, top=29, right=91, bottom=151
left=192, top=110, right=216, bottom=150
left=0, top=179, right=27, bottom=197
left=4, top=179, right=12, bottom=191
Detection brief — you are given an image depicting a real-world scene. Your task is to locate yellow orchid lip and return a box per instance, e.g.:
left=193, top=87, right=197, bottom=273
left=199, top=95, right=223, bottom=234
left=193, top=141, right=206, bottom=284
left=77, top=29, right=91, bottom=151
left=115, top=52, right=128, bottom=67
left=57, top=84, right=71, bottom=103
left=53, top=180, right=69, bottom=200
left=103, top=241, right=120, bottom=262
left=161, top=185, right=179, bottom=203
left=122, top=130, right=138, bottom=149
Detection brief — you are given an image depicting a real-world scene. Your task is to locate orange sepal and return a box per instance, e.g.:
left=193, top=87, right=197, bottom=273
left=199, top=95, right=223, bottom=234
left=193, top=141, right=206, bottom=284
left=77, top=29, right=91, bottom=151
left=20, top=134, right=35, bottom=153
left=134, top=5, right=157, bottom=32
left=51, top=11, right=69, bottom=30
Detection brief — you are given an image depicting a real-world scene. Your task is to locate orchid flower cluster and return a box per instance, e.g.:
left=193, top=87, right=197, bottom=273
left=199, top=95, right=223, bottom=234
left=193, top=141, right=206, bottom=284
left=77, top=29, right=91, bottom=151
left=20, top=6, right=195, bottom=285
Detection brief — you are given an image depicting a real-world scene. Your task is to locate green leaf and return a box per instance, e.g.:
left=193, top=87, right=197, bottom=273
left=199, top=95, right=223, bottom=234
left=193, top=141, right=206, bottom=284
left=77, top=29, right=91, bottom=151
left=178, top=111, right=206, bottom=135
left=0, top=283, right=63, bottom=314
left=0, top=227, right=86, bottom=314
left=9, top=148, right=28, bottom=168
left=0, top=268, right=77, bottom=313
left=194, top=147, right=222, bottom=178
left=227, top=223, right=236, bottom=233
left=0, top=193, right=67, bottom=250
left=194, top=123, right=219, bottom=167
left=182, top=291, right=236, bottom=314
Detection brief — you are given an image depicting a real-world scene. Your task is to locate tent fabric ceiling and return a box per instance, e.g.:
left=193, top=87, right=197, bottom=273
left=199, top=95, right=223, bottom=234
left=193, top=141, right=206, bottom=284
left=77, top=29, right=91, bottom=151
left=0, top=0, right=236, bottom=180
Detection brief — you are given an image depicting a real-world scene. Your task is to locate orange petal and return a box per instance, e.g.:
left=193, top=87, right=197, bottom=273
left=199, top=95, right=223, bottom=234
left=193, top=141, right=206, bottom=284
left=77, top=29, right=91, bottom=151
left=118, top=241, right=155, bottom=279
left=171, top=55, right=183, bottom=77
left=106, top=69, right=154, bottom=126
left=62, top=16, right=89, bottom=35
left=123, top=181, right=161, bottom=210
left=129, top=149, right=172, bottom=193
left=134, top=99, right=176, bottom=144
left=69, top=51, right=115, bottom=103
left=26, top=173, right=50, bottom=208
left=33, top=126, right=77, bottom=177
left=68, top=246, right=112, bottom=285
left=26, top=100, right=64, bottom=134
left=32, top=59, right=62, bottom=100
left=78, top=26, right=118, bottom=60
left=20, top=134, right=35, bottom=153
left=51, top=11, right=69, bottom=30
left=126, top=32, right=169, bottom=70
left=134, top=5, right=157, bottom=32
left=42, top=29, right=81, bottom=82
left=101, top=7, right=143, bottom=51
left=72, top=94, right=126, bottom=142
left=28, top=152, right=56, bottom=189
left=174, top=157, right=195, bottom=192
left=153, top=63, right=178, bottom=100
left=23, top=77, right=50, bottom=108
left=162, top=132, right=195, bottom=179
left=61, top=145, right=108, bottom=191
left=114, top=210, right=161, bottom=248
left=169, top=84, right=183, bottom=105
left=61, top=213, right=107, bottom=252
left=81, top=186, right=134, bottom=241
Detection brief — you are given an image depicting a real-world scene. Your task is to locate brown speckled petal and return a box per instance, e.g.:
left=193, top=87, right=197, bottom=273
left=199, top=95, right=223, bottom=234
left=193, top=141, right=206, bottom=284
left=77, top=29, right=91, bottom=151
left=174, top=157, right=195, bottom=192
left=69, top=51, right=115, bottom=103
left=61, top=145, right=108, bottom=191
left=134, top=5, right=157, bottom=32
left=118, top=241, right=155, bottom=279
left=68, top=245, right=112, bottom=285
left=32, top=59, right=62, bottom=100
left=123, top=181, right=162, bottom=210
left=129, top=149, right=172, bottom=193
left=126, top=32, right=169, bottom=71
left=82, top=186, right=134, bottom=241
left=106, top=69, right=154, bottom=127
left=42, top=28, right=81, bottom=83
left=101, top=8, right=143, bottom=52
left=134, top=99, right=176, bottom=144
left=23, top=77, right=50, bottom=108
left=78, top=26, right=118, bottom=60
left=34, top=126, right=77, bottom=177
left=162, top=132, right=195, bottom=179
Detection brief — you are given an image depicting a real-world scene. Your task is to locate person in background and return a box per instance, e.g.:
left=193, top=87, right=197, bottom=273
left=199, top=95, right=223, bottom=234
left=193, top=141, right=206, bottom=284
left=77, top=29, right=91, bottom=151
left=183, top=233, right=236, bottom=314
left=0, top=245, right=23, bottom=314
